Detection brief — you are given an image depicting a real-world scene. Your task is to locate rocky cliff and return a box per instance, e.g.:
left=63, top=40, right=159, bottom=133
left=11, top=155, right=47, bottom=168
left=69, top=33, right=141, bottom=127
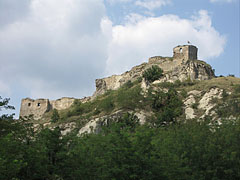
left=93, top=56, right=215, bottom=97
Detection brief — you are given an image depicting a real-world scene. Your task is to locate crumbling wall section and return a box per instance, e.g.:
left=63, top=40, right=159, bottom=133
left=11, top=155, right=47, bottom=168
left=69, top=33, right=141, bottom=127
left=20, top=98, right=50, bottom=120
left=50, top=97, right=75, bottom=111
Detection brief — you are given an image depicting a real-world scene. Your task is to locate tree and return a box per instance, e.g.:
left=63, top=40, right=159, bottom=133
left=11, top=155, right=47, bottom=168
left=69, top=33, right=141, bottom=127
left=149, top=88, right=183, bottom=127
left=143, top=65, right=163, bottom=83
left=0, top=96, right=15, bottom=137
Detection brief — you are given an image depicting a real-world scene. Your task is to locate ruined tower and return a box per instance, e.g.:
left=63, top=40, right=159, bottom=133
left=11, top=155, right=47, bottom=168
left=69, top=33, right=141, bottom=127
left=173, top=45, right=198, bottom=60
left=20, top=98, right=51, bottom=120
left=19, top=97, right=76, bottom=119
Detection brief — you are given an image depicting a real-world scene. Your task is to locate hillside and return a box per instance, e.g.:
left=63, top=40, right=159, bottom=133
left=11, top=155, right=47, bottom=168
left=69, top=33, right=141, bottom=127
left=1, top=45, right=240, bottom=179
left=19, top=45, right=240, bottom=135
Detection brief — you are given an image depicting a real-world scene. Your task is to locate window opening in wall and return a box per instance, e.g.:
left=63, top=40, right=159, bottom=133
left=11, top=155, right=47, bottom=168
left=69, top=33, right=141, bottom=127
left=37, top=103, right=41, bottom=107
left=179, top=48, right=182, bottom=53
left=28, top=103, right=31, bottom=107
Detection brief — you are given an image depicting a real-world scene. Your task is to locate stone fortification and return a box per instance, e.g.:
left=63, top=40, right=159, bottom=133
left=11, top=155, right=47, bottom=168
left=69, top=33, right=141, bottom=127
left=20, top=45, right=215, bottom=119
left=93, top=45, right=215, bottom=96
left=20, top=97, right=76, bottom=119
left=173, top=45, right=198, bottom=60
left=20, top=98, right=50, bottom=120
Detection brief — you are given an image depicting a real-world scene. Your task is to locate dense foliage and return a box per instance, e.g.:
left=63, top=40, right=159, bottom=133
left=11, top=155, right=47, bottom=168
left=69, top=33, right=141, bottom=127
left=215, top=84, right=240, bottom=118
left=143, top=65, right=163, bottom=83
left=147, top=87, right=184, bottom=127
left=1, top=97, right=240, bottom=180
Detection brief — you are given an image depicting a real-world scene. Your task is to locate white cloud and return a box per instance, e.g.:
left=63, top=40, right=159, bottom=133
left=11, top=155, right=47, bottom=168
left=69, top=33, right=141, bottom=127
left=135, top=0, right=171, bottom=10
left=210, top=0, right=235, bottom=3
left=106, top=0, right=132, bottom=4
left=0, top=0, right=226, bottom=107
left=0, top=0, right=108, bottom=99
left=105, top=10, right=226, bottom=75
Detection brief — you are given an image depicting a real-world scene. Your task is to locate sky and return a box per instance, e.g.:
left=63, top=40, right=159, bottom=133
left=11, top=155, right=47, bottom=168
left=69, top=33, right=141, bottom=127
left=0, top=0, right=239, bottom=117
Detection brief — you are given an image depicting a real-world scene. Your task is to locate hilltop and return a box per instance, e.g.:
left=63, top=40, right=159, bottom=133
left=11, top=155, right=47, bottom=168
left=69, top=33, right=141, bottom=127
left=19, top=45, right=240, bottom=135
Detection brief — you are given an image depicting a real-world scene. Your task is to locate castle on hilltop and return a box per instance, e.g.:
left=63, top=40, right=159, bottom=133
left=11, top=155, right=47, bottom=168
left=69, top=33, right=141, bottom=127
left=20, top=45, right=215, bottom=120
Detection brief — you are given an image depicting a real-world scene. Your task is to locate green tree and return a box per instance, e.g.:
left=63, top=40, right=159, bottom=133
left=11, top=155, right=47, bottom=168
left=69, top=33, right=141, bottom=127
left=143, top=65, right=163, bottom=83
left=148, top=88, right=183, bottom=127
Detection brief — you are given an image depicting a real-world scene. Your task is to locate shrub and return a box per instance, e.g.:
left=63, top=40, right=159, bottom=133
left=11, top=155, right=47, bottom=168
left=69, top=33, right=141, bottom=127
left=148, top=88, right=183, bottom=127
left=123, top=80, right=134, bottom=89
left=143, top=65, right=163, bottom=83
left=116, top=85, right=144, bottom=110
left=51, top=109, right=60, bottom=123
left=234, top=84, right=240, bottom=94
left=97, top=96, right=114, bottom=113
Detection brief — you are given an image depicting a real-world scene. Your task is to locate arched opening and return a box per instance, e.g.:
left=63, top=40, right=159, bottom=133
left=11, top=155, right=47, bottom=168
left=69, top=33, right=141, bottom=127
left=179, top=48, right=183, bottom=53
left=28, top=103, right=31, bottom=107
left=37, top=103, right=41, bottom=107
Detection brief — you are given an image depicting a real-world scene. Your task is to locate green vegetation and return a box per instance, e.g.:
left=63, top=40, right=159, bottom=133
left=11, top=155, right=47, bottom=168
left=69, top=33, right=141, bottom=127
left=143, top=65, right=163, bottom=83
left=147, top=88, right=183, bottom=127
left=51, top=109, right=59, bottom=123
left=60, top=82, right=145, bottom=123
left=215, top=84, right=240, bottom=118
left=1, top=97, right=240, bottom=179
left=1, top=76, right=240, bottom=179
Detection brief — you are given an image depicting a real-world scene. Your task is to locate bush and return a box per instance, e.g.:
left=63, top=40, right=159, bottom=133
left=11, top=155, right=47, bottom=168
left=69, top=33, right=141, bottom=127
left=148, top=88, right=183, bottom=126
left=97, top=96, right=114, bottom=113
left=116, top=85, right=144, bottom=110
left=143, top=65, right=163, bottom=83
left=51, top=109, right=60, bottom=123
left=234, top=84, right=240, bottom=94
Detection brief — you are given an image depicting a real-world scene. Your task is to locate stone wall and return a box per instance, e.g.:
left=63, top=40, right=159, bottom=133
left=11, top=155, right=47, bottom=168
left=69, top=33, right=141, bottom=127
left=20, top=98, right=51, bottom=120
left=50, top=97, right=75, bottom=111
left=173, top=45, right=198, bottom=60
left=20, top=97, right=78, bottom=119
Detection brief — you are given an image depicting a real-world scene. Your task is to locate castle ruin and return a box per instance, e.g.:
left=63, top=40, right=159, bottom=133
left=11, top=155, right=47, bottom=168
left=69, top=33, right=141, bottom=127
left=20, top=45, right=215, bottom=120
left=20, top=97, right=76, bottom=120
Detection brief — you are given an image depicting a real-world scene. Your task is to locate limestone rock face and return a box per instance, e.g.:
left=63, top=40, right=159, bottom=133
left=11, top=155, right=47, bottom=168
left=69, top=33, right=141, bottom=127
left=78, top=110, right=149, bottom=135
left=184, top=95, right=196, bottom=119
left=93, top=63, right=147, bottom=97
left=94, top=58, right=215, bottom=97
left=198, top=88, right=223, bottom=117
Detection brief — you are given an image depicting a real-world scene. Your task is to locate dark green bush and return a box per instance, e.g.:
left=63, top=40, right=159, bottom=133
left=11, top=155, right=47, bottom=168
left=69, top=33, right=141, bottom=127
left=143, top=65, right=163, bottom=83
left=148, top=88, right=183, bottom=126
left=51, top=109, right=59, bottom=123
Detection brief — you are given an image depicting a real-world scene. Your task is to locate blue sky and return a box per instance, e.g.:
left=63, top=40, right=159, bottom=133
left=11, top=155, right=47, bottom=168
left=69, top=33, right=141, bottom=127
left=0, top=0, right=239, bottom=117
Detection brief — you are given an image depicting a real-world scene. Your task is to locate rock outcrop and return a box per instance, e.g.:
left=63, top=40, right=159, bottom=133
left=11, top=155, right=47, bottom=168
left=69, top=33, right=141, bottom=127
left=93, top=45, right=215, bottom=97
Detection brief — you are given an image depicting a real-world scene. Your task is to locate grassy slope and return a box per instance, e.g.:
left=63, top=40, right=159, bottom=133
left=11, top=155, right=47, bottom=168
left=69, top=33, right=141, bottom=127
left=41, top=76, right=240, bottom=128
